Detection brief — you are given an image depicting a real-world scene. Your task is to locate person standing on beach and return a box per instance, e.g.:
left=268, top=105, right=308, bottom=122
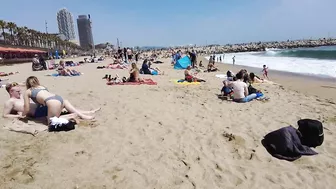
left=123, top=48, right=127, bottom=62
left=232, top=56, right=236, bottom=65
left=135, top=52, right=139, bottom=63
left=262, top=65, right=269, bottom=80
left=127, top=48, right=133, bottom=62
left=117, top=47, right=122, bottom=59
left=189, top=51, right=197, bottom=68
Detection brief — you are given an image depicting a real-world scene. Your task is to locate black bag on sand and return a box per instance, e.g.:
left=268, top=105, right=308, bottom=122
left=298, top=119, right=324, bottom=148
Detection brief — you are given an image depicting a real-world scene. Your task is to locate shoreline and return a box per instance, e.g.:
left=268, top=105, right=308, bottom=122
left=200, top=57, right=336, bottom=101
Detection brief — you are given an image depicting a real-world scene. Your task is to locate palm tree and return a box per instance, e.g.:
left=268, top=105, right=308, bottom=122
left=0, top=20, right=7, bottom=43
left=7, top=22, right=17, bottom=45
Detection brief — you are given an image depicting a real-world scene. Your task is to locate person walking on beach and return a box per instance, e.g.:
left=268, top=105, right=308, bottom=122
left=262, top=65, right=269, bottom=80
left=232, top=56, right=236, bottom=65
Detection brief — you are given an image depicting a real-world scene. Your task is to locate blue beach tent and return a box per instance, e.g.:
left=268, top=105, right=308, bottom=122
left=174, top=56, right=191, bottom=69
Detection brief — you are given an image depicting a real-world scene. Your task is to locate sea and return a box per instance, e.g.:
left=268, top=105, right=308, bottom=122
left=206, top=45, right=336, bottom=78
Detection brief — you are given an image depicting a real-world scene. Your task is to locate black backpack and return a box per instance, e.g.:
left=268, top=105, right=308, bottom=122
left=298, top=119, right=324, bottom=148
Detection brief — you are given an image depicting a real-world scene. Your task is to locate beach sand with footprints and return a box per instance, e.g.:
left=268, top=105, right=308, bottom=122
left=1, top=57, right=336, bottom=189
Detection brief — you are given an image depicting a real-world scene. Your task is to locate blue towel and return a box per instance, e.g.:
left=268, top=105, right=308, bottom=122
left=51, top=73, right=81, bottom=77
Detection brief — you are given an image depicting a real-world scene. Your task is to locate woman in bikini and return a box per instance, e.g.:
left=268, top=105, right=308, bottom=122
left=184, top=66, right=206, bottom=82
left=22, top=76, right=100, bottom=123
left=127, top=63, right=143, bottom=82
left=249, top=72, right=273, bottom=84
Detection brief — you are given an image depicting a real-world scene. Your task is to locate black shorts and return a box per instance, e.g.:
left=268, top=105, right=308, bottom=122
left=128, top=55, right=132, bottom=60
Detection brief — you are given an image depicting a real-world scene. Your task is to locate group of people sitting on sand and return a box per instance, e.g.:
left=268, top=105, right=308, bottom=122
left=220, top=69, right=270, bottom=103
left=32, top=54, right=48, bottom=71
left=3, top=76, right=100, bottom=125
left=140, top=59, right=164, bottom=75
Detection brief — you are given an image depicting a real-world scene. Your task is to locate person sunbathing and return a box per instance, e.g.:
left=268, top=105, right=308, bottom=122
left=106, top=63, right=128, bottom=69
left=148, top=61, right=164, bottom=75
left=57, top=60, right=80, bottom=76
left=22, top=76, right=100, bottom=124
left=207, top=61, right=219, bottom=72
left=126, top=63, right=143, bottom=82
left=249, top=72, right=273, bottom=84
left=185, top=66, right=206, bottom=82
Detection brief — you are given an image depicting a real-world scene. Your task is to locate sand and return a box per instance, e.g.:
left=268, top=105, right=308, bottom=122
left=0, top=57, right=336, bottom=189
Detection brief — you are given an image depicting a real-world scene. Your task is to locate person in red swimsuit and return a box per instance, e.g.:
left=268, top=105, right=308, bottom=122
left=262, top=65, right=269, bottom=80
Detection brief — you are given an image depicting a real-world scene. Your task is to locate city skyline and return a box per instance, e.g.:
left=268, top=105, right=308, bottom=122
left=1, top=0, right=336, bottom=47
left=56, top=8, right=76, bottom=41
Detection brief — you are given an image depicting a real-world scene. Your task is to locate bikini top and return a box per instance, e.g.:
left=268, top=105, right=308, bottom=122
left=31, top=87, right=49, bottom=104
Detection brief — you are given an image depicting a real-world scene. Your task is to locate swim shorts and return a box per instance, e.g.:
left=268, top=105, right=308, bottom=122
left=151, top=70, right=158, bottom=75
left=34, top=105, right=48, bottom=118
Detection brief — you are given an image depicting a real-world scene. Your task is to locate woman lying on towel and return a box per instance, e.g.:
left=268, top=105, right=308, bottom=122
left=185, top=66, right=206, bottom=82
left=107, top=63, right=128, bottom=69
left=57, top=60, right=81, bottom=76
left=22, top=76, right=100, bottom=124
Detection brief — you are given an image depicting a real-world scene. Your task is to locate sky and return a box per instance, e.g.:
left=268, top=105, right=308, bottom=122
left=1, top=0, right=336, bottom=47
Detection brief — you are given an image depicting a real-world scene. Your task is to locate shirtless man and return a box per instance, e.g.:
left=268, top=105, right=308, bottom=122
left=3, top=82, right=48, bottom=119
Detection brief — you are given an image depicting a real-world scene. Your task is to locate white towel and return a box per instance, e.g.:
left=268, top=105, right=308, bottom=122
left=215, top=74, right=227, bottom=79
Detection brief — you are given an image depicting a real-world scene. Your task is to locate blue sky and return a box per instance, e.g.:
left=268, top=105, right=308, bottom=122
left=1, top=0, right=335, bottom=46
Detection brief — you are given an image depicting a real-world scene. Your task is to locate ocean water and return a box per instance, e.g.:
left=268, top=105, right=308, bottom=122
left=206, top=46, right=336, bottom=78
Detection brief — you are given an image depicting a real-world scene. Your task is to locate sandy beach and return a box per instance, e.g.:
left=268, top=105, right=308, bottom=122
left=1, top=57, right=336, bottom=189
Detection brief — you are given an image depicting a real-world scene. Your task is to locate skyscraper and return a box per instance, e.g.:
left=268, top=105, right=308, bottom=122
left=57, top=8, right=76, bottom=40
left=77, top=15, right=94, bottom=49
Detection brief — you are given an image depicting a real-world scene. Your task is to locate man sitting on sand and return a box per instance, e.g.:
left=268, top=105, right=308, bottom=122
left=3, top=82, right=48, bottom=118
left=228, top=71, right=258, bottom=103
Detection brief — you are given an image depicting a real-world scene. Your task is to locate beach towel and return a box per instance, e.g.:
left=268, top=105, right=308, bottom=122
left=262, top=126, right=318, bottom=161
left=107, top=78, right=157, bottom=85
left=216, top=74, right=227, bottom=79
left=46, top=73, right=82, bottom=77
left=172, top=79, right=200, bottom=85
left=3, top=119, right=47, bottom=136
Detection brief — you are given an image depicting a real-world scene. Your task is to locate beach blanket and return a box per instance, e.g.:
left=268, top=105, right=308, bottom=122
left=172, top=79, right=200, bottom=85
left=3, top=119, right=47, bottom=136
left=262, top=126, right=318, bottom=161
left=46, top=73, right=82, bottom=77
left=107, top=79, right=157, bottom=85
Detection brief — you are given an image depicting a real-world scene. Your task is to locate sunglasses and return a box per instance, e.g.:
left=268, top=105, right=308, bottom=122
left=6, top=82, right=19, bottom=92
